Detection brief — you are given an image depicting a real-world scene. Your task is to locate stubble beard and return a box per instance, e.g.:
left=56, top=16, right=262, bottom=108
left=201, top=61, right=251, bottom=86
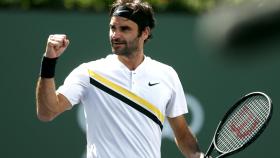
left=111, top=37, right=140, bottom=57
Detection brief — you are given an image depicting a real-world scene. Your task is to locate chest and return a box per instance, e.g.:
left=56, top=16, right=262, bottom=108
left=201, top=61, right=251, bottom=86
left=89, top=68, right=173, bottom=115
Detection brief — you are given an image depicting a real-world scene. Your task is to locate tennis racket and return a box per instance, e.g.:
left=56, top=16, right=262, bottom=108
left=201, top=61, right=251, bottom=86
left=205, top=92, right=273, bottom=158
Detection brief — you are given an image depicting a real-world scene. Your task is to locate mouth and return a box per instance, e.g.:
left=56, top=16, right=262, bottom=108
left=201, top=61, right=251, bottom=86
left=113, top=42, right=124, bottom=45
left=112, top=41, right=126, bottom=47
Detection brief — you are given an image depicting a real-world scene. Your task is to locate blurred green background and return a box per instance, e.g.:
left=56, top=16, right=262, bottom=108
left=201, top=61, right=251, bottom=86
left=0, top=0, right=220, bottom=12
left=0, top=0, right=279, bottom=158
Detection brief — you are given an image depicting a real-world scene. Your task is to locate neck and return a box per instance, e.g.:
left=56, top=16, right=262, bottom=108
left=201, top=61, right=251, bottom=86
left=118, top=51, right=144, bottom=71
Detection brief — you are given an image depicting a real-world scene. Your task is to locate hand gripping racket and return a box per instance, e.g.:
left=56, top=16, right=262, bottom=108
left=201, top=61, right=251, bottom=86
left=205, top=92, right=273, bottom=158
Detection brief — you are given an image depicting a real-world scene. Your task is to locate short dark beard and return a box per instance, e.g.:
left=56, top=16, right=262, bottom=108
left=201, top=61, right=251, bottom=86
left=111, top=35, right=141, bottom=57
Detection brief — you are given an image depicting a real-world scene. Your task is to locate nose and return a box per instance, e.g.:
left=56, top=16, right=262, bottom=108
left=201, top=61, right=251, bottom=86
left=111, top=30, right=121, bottom=40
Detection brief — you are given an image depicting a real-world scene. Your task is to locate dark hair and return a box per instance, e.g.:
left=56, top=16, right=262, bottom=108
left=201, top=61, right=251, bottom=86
left=109, top=0, right=156, bottom=42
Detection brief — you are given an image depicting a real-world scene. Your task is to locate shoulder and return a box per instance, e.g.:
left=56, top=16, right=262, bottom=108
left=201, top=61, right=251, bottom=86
left=69, top=54, right=112, bottom=73
left=146, top=57, right=178, bottom=77
left=145, top=57, right=182, bottom=89
left=83, top=54, right=117, bottom=68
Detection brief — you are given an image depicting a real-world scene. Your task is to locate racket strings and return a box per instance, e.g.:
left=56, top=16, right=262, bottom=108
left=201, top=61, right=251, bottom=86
left=218, top=96, right=269, bottom=150
left=215, top=95, right=270, bottom=153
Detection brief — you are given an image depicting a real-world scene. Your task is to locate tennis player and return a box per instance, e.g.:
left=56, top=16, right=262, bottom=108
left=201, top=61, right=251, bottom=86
left=36, top=0, right=208, bottom=158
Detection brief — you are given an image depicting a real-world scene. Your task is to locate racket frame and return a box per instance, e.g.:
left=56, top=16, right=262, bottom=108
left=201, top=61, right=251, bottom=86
left=205, top=92, right=273, bottom=158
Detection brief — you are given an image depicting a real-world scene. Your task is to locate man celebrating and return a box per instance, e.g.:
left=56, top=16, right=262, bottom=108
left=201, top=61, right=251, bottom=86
left=36, top=0, right=207, bottom=158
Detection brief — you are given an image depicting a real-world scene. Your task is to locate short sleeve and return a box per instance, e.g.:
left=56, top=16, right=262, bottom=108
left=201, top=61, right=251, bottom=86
left=165, top=68, right=188, bottom=118
left=57, top=64, right=89, bottom=106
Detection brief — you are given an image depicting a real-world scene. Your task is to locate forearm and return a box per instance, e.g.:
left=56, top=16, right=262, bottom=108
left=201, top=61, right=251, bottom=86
left=168, top=116, right=203, bottom=158
left=36, top=34, right=70, bottom=121
left=175, top=130, right=202, bottom=158
left=36, top=77, right=60, bottom=121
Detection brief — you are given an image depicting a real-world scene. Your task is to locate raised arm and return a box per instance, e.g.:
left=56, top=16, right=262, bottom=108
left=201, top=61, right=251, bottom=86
left=36, top=34, right=71, bottom=122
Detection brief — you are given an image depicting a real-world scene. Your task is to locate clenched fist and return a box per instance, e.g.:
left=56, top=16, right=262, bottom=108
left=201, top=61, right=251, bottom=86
left=45, top=34, right=70, bottom=58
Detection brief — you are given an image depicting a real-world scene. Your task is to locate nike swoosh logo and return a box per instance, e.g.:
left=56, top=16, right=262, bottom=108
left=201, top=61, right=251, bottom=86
left=148, top=82, right=160, bottom=86
left=115, top=10, right=129, bottom=14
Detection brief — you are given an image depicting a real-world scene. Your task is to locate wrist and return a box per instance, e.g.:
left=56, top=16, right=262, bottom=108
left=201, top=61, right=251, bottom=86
left=40, top=56, right=58, bottom=78
left=43, top=51, right=58, bottom=58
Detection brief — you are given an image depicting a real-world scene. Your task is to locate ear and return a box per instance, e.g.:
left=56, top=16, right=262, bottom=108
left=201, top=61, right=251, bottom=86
left=142, top=27, right=151, bottom=40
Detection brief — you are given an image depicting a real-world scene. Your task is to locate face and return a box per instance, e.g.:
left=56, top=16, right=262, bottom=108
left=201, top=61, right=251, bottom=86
left=109, top=16, right=145, bottom=56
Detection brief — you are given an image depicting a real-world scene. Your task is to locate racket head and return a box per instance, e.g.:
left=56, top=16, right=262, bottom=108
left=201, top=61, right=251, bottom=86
left=212, top=92, right=273, bottom=157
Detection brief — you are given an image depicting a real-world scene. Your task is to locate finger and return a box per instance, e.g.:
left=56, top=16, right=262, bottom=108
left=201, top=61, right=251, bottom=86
left=48, top=36, right=66, bottom=45
left=49, top=38, right=65, bottom=44
left=54, top=35, right=67, bottom=42
left=49, top=34, right=67, bottom=41
left=53, top=34, right=66, bottom=37
left=50, top=34, right=66, bottom=38
left=48, top=40, right=63, bottom=47
left=49, top=39, right=69, bottom=50
left=50, top=35, right=66, bottom=40
left=63, top=39, right=70, bottom=47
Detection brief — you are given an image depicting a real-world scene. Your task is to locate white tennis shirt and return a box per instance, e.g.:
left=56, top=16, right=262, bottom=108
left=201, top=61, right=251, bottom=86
left=57, top=54, right=188, bottom=158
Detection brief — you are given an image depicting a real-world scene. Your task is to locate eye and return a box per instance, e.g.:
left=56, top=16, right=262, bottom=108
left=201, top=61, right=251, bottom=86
left=109, top=25, right=116, bottom=31
left=120, top=26, right=131, bottom=32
